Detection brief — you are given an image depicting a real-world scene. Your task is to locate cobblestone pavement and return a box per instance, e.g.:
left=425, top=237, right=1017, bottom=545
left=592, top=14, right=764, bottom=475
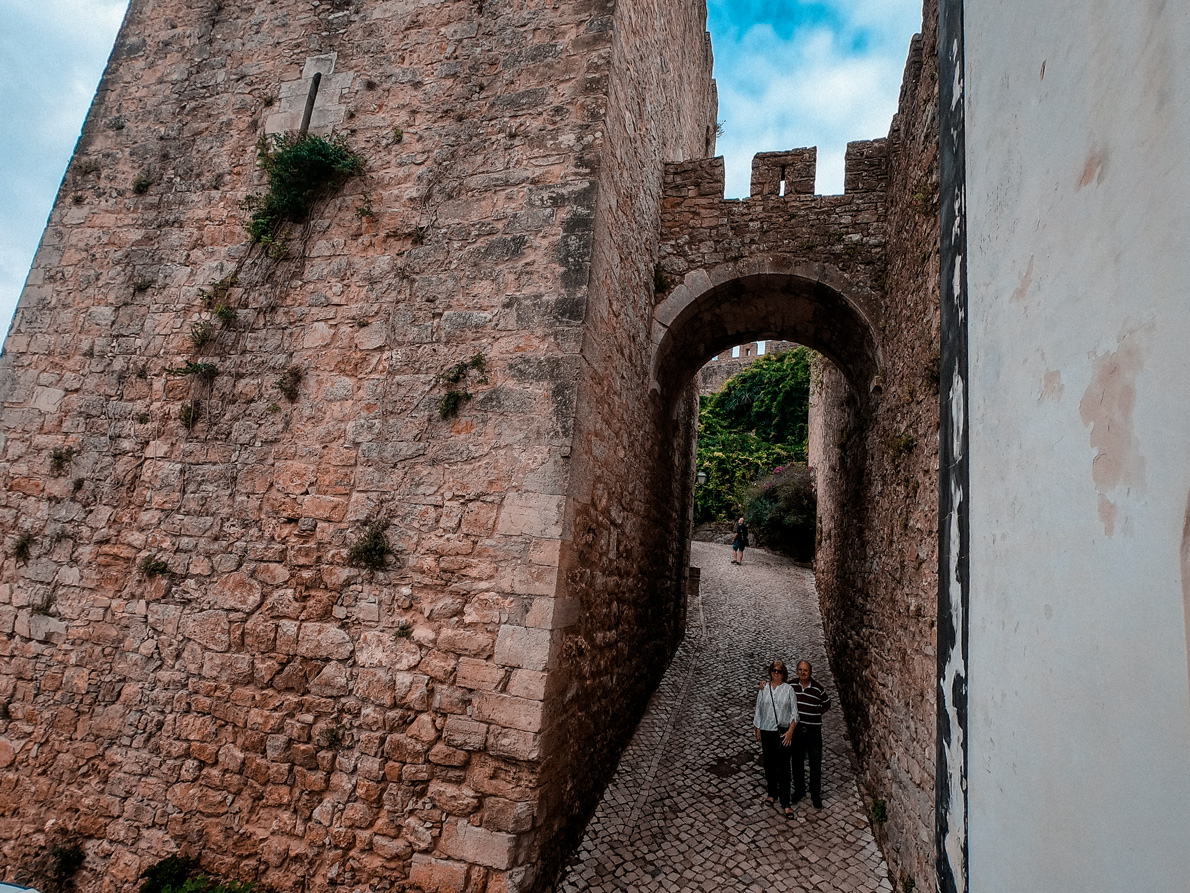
left=556, top=542, right=892, bottom=893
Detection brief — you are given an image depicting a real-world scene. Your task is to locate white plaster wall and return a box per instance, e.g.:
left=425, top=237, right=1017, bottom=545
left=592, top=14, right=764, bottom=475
left=964, top=2, right=1190, bottom=890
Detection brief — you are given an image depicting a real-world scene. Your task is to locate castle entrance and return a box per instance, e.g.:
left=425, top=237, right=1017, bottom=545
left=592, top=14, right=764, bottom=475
left=557, top=541, right=892, bottom=892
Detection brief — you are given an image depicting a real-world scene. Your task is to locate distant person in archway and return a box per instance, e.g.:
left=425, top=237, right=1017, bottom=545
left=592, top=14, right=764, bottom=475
left=753, top=660, right=798, bottom=818
left=790, top=660, right=831, bottom=809
left=731, top=517, right=749, bottom=564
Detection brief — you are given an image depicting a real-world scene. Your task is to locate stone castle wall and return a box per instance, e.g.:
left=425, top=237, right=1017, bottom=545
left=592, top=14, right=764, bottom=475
left=812, top=7, right=942, bottom=888
left=697, top=340, right=797, bottom=396
left=0, top=1, right=714, bottom=891
left=652, top=9, right=942, bottom=886
left=527, top=0, right=715, bottom=879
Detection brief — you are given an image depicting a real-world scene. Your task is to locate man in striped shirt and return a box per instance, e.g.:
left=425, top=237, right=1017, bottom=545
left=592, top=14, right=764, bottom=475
left=791, top=660, right=831, bottom=808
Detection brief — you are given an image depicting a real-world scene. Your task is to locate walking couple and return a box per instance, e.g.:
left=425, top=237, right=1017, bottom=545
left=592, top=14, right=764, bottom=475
left=752, top=659, right=831, bottom=819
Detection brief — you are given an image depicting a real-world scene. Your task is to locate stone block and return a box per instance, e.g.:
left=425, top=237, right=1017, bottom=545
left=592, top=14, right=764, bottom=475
left=456, top=658, right=505, bottom=692
left=506, top=670, right=547, bottom=701
left=179, top=611, right=230, bottom=652
left=494, top=491, right=564, bottom=538
left=437, top=628, right=493, bottom=657
left=442, top=716, right=488, bottom=751
left=428, top=780, right=480, bottom=815
left=482, top=797, right=536, bottom=834
left=474, top=694, right=544, bottom=734
left=309, top=662, right=349, bottom=696
left=297, top=623, right=353, bottom=659
left=429, top=743, right=470, bottom=767
left=211, top=572, right=263, bottom=612
left=486, top=728, right=541, bottom=762
left=439, top=818, right=519, bottom=870
left=408, top=854, right=468, bottom=893
left=493, top=625, right=551, bottom=671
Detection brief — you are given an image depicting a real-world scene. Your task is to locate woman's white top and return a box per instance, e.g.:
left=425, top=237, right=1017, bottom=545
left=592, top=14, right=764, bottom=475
left=753, top=682, right=799, bottom=730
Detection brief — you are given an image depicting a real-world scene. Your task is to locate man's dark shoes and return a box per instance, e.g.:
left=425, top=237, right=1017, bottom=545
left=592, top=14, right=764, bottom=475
left=811, top=797, right=823, bottom=809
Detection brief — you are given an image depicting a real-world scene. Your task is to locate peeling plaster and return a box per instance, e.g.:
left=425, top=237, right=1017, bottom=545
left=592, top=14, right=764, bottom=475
left=1010, top=256, right=1034, bottom=303
left=1077, top=146, right=1109, bottom=189
left=1040, top=369, right=1064, bottom=400
left=937, top=3, right=969, bottom=888
left=1078, top=325, right=1150, bottom=534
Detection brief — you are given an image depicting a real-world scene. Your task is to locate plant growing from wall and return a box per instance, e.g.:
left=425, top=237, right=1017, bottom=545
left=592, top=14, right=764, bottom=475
left=887, top=431, right=917, bottom=458
left=137, top=855, right=252, bottom=893
left=139, top=556, right=171, bottom=578
left=139, top=856, right=196, bottom=893
left=190, top=320, right=216, bottom=349
left=436, top=353, right=488, bottom=419
left=45, top=841, right=86, bottom=893
left=872, top=798, right=888, bottom=823
left=275, top=365, right=303, bottom=402
left=438, top=389, right=471, bottom=419
left=50, top=446, right=76, bottom=475
left=215, top=304, right=237, bottom=327
left=11, top=533, right=34, bottom=564
left=199, top=275, right=237, bottom=308
left=166, top=361, right=218, bottom=383
left=178, top=401, right=201, bottom=430
left=247, top=132, right=364, bottom=247
left=348, top=521, right=391, bottom=570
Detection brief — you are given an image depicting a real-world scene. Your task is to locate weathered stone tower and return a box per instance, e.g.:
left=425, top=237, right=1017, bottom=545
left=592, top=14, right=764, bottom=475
left=0, top=1, right=718, bottom=889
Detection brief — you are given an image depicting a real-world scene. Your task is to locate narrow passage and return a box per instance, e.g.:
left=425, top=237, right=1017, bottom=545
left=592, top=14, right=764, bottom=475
left=558, top=542, right=892, bottom=892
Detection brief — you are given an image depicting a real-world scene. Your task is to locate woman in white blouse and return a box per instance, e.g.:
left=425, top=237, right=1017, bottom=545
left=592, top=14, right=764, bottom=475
left=753, top=660, right=799, bottom=818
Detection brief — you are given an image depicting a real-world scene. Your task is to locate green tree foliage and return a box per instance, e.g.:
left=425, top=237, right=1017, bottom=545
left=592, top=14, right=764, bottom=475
left=745, top=465, right=816, bottom=561
left=694, top=347, right=816, bottom=558
left=712, top=345, right=812, bottom=444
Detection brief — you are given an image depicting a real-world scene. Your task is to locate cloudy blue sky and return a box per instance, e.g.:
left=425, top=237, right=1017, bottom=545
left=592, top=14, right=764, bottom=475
left=0, top=0, right=921, bottom=335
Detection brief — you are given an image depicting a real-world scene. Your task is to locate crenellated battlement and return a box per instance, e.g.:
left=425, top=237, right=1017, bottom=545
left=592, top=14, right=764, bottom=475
left=750, top=148, right=817, bottom=197
left=663, top=139, right=888, bottom=200
left=844, top=139, right=889, bottom=194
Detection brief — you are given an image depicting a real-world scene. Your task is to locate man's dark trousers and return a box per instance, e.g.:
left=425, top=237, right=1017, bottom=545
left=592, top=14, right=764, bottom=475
left=792, top=724, right=823, bottom=803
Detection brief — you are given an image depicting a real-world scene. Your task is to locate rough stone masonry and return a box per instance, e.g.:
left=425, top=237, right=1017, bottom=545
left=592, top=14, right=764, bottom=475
left=0, top=0, right=941, bottom=891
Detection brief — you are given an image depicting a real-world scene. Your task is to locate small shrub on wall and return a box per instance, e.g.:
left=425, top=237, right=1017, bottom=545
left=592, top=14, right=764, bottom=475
left=247, top=132, right=364, bottom=245
left=744, top=464, right=816, bottom=561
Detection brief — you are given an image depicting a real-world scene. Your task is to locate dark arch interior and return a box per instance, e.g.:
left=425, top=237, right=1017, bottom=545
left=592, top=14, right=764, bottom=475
left=653, top=273, right=881, bottom=409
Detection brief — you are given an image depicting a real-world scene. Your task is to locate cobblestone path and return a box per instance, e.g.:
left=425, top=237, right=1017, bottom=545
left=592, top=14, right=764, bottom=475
left=557, top=542, right=892, bottom=893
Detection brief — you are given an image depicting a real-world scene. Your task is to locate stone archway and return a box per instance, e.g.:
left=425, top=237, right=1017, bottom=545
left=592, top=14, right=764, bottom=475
left=648, top=257, right=884, bottom=406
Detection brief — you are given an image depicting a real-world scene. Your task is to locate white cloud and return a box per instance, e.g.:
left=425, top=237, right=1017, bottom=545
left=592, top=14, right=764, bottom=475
left=710, top=1, right=921, bottom=197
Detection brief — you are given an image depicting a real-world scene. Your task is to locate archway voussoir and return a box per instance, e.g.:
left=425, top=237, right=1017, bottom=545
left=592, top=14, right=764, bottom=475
left=682, top=268, right=713, bottom=296
left=705, top=263, right=739, bottom=288
left=653, top=286, right=690, bottom=328
left=733, top=254, right=787, bottom=280
left=650, top=320, right=668, bottom=350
